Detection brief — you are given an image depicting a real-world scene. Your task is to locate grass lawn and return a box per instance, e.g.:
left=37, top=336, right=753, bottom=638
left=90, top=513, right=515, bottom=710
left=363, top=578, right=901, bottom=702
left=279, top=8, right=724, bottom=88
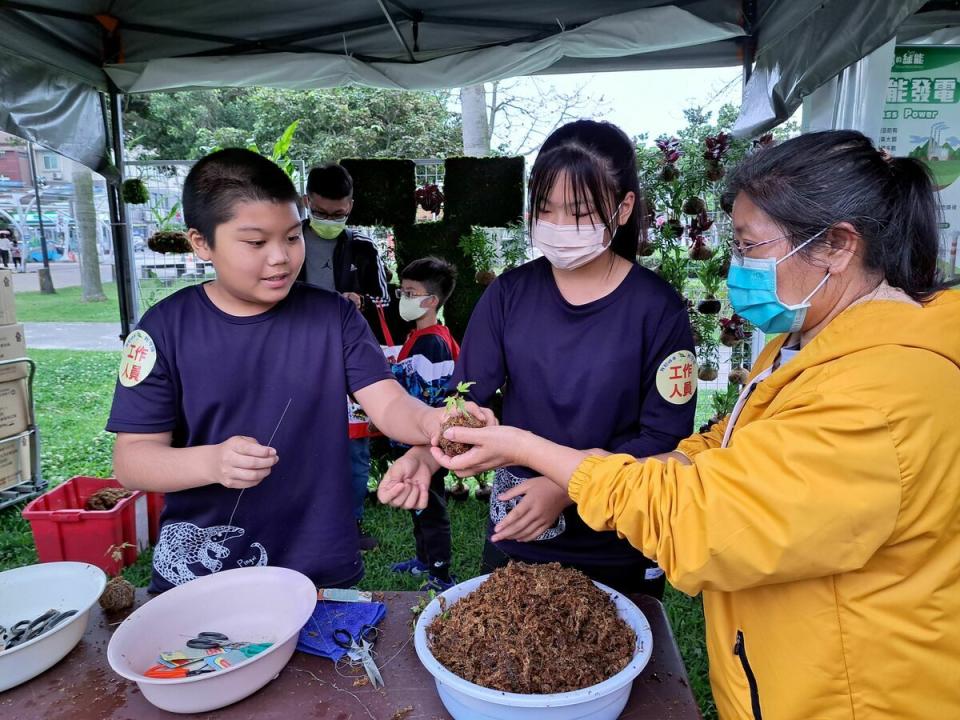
left=14, top=280, right=191, bottom=323
left=0, top=350, right=718, bottom=718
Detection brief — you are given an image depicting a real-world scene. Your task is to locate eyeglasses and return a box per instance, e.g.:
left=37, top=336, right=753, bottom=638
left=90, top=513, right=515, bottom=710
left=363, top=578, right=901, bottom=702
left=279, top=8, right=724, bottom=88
left=309, top=210, right=349, bottom=222
left=728, top=234, right=787, bottom=259
left=395, top=289, right=434, bottom=300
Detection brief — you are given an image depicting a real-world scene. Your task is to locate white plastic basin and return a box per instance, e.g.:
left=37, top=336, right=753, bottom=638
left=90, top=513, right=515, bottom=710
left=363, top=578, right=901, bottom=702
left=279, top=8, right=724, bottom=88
left=107, top=566, right=316, bottom=714
left=414, top=573, right=653, bottom=720
left=0, top=561, right=107, bottom=692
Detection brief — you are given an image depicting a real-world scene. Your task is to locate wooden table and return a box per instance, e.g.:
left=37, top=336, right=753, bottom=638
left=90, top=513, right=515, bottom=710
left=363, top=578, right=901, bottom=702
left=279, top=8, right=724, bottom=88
left=0, top=590, right=700, bottom=719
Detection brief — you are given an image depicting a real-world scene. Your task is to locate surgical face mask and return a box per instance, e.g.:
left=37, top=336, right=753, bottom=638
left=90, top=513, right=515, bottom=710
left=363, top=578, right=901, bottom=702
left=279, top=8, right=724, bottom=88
left=531, top=203, right=622, bottom=271
left=399, top=294, right=431, bottom=321
left=309, top=216, right=347, bottom=240
left=726, top=230, right=830, bottom=334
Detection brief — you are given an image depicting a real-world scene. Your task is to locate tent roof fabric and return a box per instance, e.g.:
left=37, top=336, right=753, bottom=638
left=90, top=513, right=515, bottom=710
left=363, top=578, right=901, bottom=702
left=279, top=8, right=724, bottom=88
left=0, top=0, right=956, bottom=170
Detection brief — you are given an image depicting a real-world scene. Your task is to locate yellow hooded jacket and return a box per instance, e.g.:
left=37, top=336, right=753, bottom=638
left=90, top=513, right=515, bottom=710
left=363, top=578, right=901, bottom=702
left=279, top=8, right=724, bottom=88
left=569, top=292, right=960, bottom=719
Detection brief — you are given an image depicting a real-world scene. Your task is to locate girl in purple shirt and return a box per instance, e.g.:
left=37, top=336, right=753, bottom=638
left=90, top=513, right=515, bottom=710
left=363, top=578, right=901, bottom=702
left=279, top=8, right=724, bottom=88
left=381, top=121, right=696, bottom=596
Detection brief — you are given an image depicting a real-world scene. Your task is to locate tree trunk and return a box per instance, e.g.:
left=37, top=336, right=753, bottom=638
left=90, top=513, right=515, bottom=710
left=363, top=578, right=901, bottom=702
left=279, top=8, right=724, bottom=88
left=460, top=84, right=490, bottom=156
left=74, top=167, right=106, bottom=302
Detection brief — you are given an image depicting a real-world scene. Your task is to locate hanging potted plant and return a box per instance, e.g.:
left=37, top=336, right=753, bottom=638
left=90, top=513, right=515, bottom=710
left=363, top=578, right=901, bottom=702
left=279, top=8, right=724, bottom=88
left=687, top=212, right=715, bottom=260
left=698, top=384, right=740, bottom=432
left=147, top=202, right=191, bottom=254
left=459, top=227, right=498, bottom=286
left=121, top=178, right=149, bottom=206
left=697, top=341, right=720, bottom=382
left=728, top=365, right=751, bottom=386
left=656, top=137, right=681, bottom=182
left=719, top=314, right=749, bottom=347
left=416, top=183, right=445, bottom=218
left=703, top=132, right=731, bottom=182
left=656, top=244, right=691, bottom=297
left=696, top=255, right=724, bottom=314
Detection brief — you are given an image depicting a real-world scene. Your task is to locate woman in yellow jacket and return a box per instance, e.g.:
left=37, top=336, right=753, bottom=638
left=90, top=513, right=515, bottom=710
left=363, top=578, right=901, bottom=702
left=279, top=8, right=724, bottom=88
left=380, top=131, right=960, bottom=719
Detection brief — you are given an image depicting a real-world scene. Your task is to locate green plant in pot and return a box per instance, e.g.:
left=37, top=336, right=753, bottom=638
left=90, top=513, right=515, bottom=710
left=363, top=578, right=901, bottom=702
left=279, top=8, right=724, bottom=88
left=121, top=178, right=150, bottom=205
left=657, top=244, right=691, bottom=297
left=500, top=223, right=530, bottom=270
left=459, top=227, right=498, bottom=286
left=699, top=384, right=740, bottom=432
left=696, top=340, right=720, bottom=382
left=146, top=201, right=191, bottom=254
left=696, top=255, right=724, bottom=314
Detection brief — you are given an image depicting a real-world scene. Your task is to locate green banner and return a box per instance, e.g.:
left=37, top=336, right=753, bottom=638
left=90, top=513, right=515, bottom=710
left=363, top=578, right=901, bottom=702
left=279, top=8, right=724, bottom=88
left=884, top=46, right=960, bottom=278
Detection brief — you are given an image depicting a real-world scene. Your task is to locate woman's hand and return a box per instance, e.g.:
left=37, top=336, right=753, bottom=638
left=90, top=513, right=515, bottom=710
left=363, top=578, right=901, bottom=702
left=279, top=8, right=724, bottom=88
left=490, top=476, right=571, bottom=543
left=376, top=446, right=437, bottom=510
left=431, top=425, right=530, bottom=477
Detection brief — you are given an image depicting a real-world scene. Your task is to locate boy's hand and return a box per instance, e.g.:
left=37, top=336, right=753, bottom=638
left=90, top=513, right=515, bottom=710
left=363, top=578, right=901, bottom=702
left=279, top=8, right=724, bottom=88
left=377, top=447, right=436, bottom=510
left=490, top=476, right=572, bottom=543
left=210, top=436, right=278, bottom=489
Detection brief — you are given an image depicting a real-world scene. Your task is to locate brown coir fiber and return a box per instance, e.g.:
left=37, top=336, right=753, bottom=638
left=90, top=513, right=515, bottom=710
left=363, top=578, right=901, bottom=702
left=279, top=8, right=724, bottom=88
left=427, top=562, right=636, bottom=694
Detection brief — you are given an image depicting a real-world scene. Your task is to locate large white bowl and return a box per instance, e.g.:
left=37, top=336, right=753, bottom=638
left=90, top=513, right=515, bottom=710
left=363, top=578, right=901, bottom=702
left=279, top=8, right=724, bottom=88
left=107, top=566, right=316, bottom=714
left=0, top=561, right=107, bottom=692
left=414, top=573, right=653, bottom=720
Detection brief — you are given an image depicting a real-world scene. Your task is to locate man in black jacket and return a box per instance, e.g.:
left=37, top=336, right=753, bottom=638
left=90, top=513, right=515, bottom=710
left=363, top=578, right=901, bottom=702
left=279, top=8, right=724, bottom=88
left=300, top=163, right=390, bottom=315
left=300, top=163, right=392, bottom=550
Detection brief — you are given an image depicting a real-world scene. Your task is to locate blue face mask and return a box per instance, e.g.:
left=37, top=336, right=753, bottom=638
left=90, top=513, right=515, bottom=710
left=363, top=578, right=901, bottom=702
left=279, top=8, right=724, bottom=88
left=726, top=231, right=830, bottom=334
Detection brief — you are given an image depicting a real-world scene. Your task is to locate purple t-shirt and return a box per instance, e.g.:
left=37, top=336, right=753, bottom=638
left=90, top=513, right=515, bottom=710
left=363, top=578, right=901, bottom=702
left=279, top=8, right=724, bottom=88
left=106, top=282, right=392, bottom=592
left=452, top=258, right=696, bottom=566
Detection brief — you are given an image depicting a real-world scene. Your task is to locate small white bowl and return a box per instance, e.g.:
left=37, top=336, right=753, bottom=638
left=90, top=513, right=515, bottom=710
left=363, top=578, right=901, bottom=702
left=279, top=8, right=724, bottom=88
left=107, top=566, right=316, bottom=714
left=414, top=573, right=653, bottom=720
left=0, top=561, right=107, bottom=692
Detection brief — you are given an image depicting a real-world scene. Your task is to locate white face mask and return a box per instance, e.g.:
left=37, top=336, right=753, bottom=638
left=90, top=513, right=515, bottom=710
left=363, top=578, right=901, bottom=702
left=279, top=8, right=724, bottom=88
left=531, top=203, right=621, bottom=271
left=398, top=294, right=431, bottom=322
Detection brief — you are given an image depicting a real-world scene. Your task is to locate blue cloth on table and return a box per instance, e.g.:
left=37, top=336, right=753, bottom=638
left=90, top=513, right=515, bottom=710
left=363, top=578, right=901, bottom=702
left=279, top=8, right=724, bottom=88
left=296, top=600, right=386, bottom=661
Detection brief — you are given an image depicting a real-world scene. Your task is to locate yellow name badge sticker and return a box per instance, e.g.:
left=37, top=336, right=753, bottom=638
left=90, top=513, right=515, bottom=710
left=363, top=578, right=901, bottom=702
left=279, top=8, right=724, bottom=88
left=118, top=329, right=157, bottom=387
left=656, top=350, right=697, bottom=405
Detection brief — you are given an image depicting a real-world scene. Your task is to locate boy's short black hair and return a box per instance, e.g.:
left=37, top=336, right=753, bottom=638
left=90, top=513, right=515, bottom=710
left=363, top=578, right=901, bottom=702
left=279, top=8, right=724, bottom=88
left=183, top=148, right=300, bottom=247
left=306, top=163, right=353, bottom=199
left=400, top=256, right=457, bottom=308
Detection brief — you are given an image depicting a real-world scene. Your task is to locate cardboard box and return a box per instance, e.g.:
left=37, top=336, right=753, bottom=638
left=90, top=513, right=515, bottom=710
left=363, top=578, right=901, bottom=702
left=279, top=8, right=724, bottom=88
left=0, top=323, right=27, bottom=382
left=0, top=270, right=15, bottom=325
left=0, top=379, right=29, bottom=437
left=0, top=435, right=31, bottom=492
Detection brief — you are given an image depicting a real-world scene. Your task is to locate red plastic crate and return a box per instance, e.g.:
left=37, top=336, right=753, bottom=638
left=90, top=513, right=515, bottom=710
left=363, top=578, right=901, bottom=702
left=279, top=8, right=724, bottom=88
left=147, top=491, right=164, bottom=544
left=21, top=476, right=148, bottom=575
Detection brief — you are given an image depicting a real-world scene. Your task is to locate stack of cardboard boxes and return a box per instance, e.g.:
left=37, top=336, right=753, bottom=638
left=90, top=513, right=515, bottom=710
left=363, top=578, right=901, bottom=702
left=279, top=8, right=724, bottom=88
left=0, top=269, right=32, bottom=492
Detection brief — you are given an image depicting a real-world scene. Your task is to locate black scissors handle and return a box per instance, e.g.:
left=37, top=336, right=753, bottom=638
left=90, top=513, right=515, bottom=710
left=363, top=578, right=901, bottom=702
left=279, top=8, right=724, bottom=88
left=358, top=624, right=378, bottom=644
left=332, top=628, right=354, bottom=650
left=186, top=631, right=230, bottom=649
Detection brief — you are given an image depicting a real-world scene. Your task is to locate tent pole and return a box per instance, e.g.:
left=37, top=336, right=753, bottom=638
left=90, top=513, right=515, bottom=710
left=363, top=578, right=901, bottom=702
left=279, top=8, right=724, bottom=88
left=105, top=84, right=139, bottom=341
left=741, top=0, right=757, bottom=88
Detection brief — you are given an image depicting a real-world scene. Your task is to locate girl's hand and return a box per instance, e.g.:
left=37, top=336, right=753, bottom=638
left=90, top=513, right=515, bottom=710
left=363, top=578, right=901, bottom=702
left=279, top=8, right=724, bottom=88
left=377, top=447, right=436, bottom=510
left=423, top=402, right=498, bottom=445
left=490, top=476, right=571, bottom=542
left=431, top=425, right=529, bottom=477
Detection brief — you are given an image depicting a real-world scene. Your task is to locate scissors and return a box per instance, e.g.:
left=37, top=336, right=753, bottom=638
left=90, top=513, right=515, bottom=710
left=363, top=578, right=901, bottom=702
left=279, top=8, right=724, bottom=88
left=186, top=631, right=233, bottom=649
left=332, top=624, right=384, bottom=688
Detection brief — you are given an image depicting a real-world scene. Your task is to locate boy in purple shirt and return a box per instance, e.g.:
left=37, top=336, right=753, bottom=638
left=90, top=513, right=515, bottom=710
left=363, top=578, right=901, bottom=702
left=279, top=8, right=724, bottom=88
left=107, top=149, right=489, bottom=593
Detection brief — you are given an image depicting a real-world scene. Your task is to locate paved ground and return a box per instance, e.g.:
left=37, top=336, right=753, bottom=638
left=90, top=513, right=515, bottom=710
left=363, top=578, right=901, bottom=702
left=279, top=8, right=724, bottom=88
left=10, top=262, right=114, bottom=293
left=24, top=322, right=123, bottom=352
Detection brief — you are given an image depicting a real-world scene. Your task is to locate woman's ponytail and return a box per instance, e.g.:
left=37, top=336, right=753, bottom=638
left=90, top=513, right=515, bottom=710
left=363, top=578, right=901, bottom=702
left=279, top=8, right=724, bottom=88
left=880, top=157, right=942, bottom=300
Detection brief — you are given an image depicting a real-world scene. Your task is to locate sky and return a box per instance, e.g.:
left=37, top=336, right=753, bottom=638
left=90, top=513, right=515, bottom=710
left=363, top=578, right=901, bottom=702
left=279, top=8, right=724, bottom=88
left=488, top=65, right=747, bottom=155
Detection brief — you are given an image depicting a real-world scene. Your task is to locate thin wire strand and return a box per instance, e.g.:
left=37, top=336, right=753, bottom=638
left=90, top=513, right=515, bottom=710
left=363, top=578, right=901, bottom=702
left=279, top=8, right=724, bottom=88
left=225, top=397, right=293, bottom=528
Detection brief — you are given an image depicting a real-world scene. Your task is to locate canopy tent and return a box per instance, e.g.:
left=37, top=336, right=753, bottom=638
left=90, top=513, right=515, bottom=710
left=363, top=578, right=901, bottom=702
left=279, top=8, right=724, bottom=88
left=0, top=0, right=954, bottom=336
